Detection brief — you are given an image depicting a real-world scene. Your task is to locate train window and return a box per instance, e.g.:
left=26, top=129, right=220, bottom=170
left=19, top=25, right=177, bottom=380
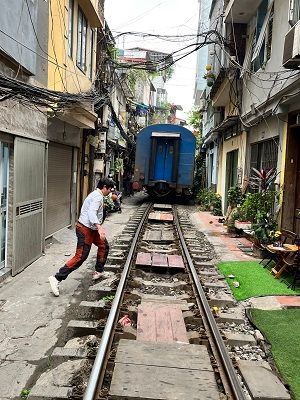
left=169, top=146, right=174, bottom=154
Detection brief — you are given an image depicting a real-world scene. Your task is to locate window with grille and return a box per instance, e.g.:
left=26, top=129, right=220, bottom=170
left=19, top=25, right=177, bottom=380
left=250, top=137, right=279, bottom=172
left=251, top=0, right=274, bottom=72
left=77, top=7, right=87, bottom=72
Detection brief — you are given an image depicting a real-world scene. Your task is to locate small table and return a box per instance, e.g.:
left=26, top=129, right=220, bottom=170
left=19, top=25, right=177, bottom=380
left=267, top=244, right=299, bottom=278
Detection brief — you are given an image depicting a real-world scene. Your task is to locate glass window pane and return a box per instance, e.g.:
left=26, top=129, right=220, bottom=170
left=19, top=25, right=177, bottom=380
left=68, top=0, right=74, bottom=57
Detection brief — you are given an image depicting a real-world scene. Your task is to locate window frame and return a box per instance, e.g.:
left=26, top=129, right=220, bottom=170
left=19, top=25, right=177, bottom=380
left=289, top=0, right=300, bottom=26
left=77, top=7, right=88, bottom=72
left=67, top=0, right=74, bottom=57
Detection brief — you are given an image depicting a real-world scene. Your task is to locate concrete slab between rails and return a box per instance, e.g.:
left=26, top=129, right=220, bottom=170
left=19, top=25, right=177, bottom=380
left=110, top=340, right=219, bottom=400
left=237, top=360, right=291, bottom=400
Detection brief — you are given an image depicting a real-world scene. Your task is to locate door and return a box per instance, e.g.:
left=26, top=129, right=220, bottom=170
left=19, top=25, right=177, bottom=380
left=13, top=137, right=45, bottom=275
left=0, top=142, right=9, bottom=270
left=294, top=135, right=300, bottom=235
left=154, top=139, right=174, bottom=181
left=225, top=149, right=238, bottom=210
left=46, top=142, right=73, bottom=237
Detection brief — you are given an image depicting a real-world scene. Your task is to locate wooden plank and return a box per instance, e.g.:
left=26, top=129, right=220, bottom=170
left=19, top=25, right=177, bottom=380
left=160, top=213, right=174, bottom=222
left=152, top=253, right=168, bottom=268
left=168, top=254, right=185, bottom=269
left=115, top=340, right=213, bottom=371
left=136, top=252, right=152, bottom=267
left=137, top=302, right=189, bottom=343
left=110, top=364, right=219, bottom=400
left=148, top=212, right=161, bottom=221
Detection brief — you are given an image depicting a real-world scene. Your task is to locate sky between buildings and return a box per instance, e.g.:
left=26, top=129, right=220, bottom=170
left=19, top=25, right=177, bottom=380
left=105, top=0, right=199, bottom=120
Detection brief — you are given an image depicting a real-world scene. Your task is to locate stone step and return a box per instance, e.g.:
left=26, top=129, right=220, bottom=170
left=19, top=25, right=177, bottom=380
left=67, top=320, right=99, bottom=336
left=225, top=332, right=256, bottom=346
left=208, top=295, right=235, bottom=308
left=203, top=281, right=227, bottom=289
left=107, top=256, right=124, bottom=264
left=237, top=360, right=291, bottom=400
left=52, top=347, right=89, bottom=360
left=29, top=386, right=70, bottom=399
left=217, top=308, right=245, bottom=325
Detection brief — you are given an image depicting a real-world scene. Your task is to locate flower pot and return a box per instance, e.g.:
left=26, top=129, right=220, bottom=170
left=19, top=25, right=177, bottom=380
left=234, top=220, right=252, bottom=230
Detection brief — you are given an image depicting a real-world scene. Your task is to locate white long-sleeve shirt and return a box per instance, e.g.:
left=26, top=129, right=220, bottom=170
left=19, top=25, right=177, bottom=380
left=78, top=189, right=104, bottom=230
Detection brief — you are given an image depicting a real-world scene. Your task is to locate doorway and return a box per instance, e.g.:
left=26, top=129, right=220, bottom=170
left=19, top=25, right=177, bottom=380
left=0, top=142, right=9, bottom=270
left=225, top=149, right=238, bottom=210
left=153, top=139, right=175, bottom=182
left=282, top=124, right=300, bottom=235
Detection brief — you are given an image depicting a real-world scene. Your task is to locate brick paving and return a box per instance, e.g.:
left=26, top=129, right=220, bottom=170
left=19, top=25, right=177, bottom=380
left=191, top=210, right=300, bottom=310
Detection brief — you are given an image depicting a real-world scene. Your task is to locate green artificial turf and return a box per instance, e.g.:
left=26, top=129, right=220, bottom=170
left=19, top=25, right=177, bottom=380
left=217, top=261, right=300, bottom=301
left=250, top=309, right=300, bottom=400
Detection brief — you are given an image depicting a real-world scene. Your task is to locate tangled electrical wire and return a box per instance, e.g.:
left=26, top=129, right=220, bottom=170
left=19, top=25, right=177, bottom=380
left=0, top=73, right=108, bottom=113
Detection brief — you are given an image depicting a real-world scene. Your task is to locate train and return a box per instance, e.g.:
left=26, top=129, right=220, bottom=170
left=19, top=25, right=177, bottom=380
left=133, top=123, right=196, bottom=198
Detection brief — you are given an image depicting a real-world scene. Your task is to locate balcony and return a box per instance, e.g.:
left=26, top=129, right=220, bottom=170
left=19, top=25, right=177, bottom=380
left=79, top=0, right=104, bottom=27
left=224, top=0, right=262, bottom=23
left=57, top=102, right=97, bottom=129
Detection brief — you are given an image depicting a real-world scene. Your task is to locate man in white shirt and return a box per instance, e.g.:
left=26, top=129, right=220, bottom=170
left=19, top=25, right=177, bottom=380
left=48, top=178, right=115, bottom=297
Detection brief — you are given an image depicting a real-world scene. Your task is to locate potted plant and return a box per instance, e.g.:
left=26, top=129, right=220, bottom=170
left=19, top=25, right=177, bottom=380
left=203, top=67, right=216, bottom=87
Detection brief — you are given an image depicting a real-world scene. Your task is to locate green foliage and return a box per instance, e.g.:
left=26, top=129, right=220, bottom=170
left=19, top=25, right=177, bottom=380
left=250, top=167, right=278, bottom=192
left=127, top=69, right=149, bottom=92
left=250, top=309, right=300, bottom=400
left=227, top=186, right=244, bottom=208
left=251, top=212, right=277, bottom=245
left=188, top=109, right=202, bottom=130
left=239, top=190, right=279, bottom=244
left=196, top=188, right=222, bottom=216
left=20, top=389, right=31, bottom=399
left=240, top=191, right=277, bottom=222
left=102, top=295, right=115, bottom=304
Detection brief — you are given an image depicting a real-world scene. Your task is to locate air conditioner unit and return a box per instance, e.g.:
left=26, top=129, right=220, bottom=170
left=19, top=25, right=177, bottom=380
left=283, top=20, right=300, bottom=68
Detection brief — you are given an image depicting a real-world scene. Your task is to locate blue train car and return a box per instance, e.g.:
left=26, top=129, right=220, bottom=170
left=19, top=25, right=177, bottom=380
left=133, top=124, right=196, bottom=197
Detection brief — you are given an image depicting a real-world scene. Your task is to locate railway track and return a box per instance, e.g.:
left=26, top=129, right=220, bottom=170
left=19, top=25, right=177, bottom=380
left=29, top=201, right=255, bottom=400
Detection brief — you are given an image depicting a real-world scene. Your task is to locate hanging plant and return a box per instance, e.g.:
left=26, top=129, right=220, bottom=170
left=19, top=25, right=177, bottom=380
left=203, top=71, right=216, bottom=87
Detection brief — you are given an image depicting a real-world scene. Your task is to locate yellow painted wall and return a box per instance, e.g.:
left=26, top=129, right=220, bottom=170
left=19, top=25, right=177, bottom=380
left=218, top=131, right=247, bottom=211
left=48, top=0, right=97, bottom=93
left=278, top=121, right=288, bottom=227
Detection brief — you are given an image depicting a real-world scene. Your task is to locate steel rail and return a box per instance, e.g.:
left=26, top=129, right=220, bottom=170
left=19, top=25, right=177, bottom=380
left=83, top=203, right=152, bottom=400
left=174, top=207, right=246, bottom=400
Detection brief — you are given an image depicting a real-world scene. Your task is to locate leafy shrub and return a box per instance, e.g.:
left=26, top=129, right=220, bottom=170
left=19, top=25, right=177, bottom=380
left=196, top=188, right=222, bottom=215
left=240, top=191, right=277, bottom=223
left=227, top=186, right=244, bottom=208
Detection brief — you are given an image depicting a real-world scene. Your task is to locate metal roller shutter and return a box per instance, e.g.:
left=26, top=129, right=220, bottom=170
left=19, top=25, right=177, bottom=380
left=46, top=142, right=73, bottom=237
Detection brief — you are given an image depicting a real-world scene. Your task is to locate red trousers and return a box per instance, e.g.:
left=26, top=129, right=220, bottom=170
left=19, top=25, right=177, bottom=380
left=55, top=222, right=109, bottom=281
